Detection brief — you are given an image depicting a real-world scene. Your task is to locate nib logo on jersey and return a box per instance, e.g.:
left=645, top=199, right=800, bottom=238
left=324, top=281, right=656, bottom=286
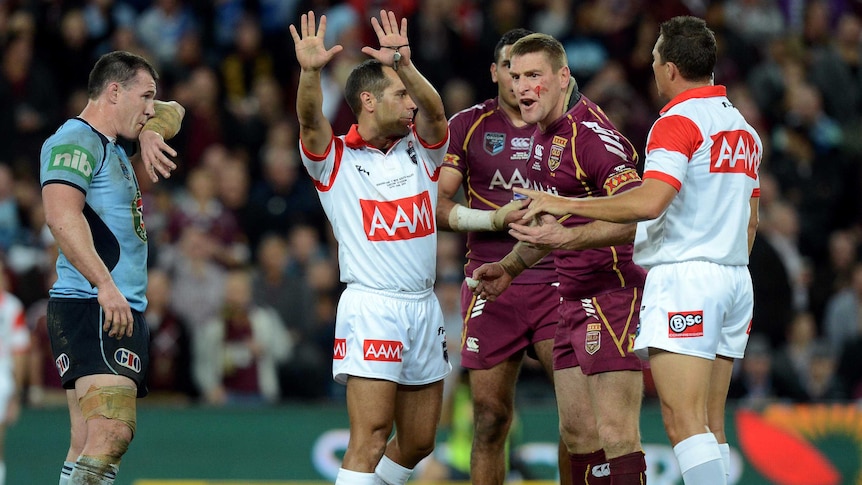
left=363, top=339, right=403, bottom=362
left=361, top=191, right=434, bottom=241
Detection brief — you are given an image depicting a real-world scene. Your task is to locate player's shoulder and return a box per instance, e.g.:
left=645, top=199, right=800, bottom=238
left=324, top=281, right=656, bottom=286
left=41, top=119, right=108, bottom=184
left=42, top=118, right=106, bottom=158
left=448, top=98, right=498, bottom=125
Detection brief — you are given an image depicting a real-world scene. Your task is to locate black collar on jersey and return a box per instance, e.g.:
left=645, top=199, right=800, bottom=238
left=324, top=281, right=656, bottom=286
left=565, top=78, right=581, bottom=110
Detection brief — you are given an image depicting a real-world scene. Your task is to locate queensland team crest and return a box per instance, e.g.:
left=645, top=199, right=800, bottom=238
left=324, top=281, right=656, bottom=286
left=484, top=132, right=506, bottom=155
left=585, top=322, right=601, bottom=355
left=548, top=135, right=567, bottom=172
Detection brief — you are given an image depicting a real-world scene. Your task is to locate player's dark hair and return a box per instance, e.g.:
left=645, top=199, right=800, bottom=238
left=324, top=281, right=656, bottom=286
left=493, top=28, right=533, bottom=63
left=657, top=16, right=716, bottom=82
left=88, top=51, right=159, bottom=99
left=345, top=59, right=391, bottom=116
left=509, top=33, right=567, bottom=72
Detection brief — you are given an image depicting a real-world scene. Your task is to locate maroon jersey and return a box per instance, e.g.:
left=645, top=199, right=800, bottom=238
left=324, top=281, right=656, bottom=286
left=528, top=95, right=647, bottom=299
left=445, top=98, right=556, bottom=284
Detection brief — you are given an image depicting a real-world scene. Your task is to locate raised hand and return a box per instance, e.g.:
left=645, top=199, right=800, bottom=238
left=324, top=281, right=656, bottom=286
left=289, top=11, right=343, bottom=71
left=361, top=10, right=411, bottom=70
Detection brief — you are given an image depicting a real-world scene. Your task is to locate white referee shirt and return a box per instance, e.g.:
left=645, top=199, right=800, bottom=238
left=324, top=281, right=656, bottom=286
left=300, top=124, right=449, bottom=293
left=0, top=290, right=29, bottom=377
left=634, top=85, right=762, bottom=269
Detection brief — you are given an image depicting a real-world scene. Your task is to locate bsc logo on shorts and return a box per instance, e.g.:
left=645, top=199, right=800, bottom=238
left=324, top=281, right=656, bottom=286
left=668, top=311, right=704, bottom=338
left=114, top=348, right=142, bottom=373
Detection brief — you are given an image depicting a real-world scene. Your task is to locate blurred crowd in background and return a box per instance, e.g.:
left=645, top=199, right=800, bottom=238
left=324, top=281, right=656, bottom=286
left=0, top=0, right=861, bottom=409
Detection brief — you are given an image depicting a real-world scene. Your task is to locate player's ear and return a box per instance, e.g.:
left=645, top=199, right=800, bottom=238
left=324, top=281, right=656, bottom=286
left=360, top=91, right=375, bottom=112
left=107, top=82, right=121, bottom=104
left=490, top=63, right=499, bottom=84
left=559, top=65, right=571, bottom=90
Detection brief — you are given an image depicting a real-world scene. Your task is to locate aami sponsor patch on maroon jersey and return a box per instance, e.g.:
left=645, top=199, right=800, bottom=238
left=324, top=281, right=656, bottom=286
left=667, top=310, right=704, bottom=338
left=363, top=339, right=403, bottom=362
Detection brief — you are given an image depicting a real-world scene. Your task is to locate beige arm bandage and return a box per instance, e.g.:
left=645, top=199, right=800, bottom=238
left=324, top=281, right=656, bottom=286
left=79, top=385, right=138, bottom=436
left=448, top=204, right=494, bottom=231
left=143, top=101, right=185, bottom=140
left=448, top=200, right=524, bottom=232
left=499, top=242, right=548, bottom=277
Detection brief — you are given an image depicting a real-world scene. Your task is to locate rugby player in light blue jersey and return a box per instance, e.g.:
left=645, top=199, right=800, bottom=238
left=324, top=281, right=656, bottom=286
left=40, top=50, right=184, bottom=485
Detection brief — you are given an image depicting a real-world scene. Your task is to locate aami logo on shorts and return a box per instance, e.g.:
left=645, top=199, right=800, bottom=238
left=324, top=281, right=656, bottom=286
left=333, top=338, right=346, bottom=360
left=360, top=191, right=434, bottom=241
left=363, top=339, right=403, bottom=362
left=114, top=348, right=142, bottom=373
left=710, top=130, right=760, bottom=180
left=668, top=310, right=704, bottom=338
left=55, top=353, right=70, bottom=377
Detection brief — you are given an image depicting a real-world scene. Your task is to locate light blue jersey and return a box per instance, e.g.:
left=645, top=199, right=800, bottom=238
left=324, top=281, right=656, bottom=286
left=40, top=118, right=148, bottom=311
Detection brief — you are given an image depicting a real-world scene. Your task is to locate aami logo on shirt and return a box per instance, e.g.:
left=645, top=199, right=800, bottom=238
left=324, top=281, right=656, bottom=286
left=361, top=191, right=434, bottom=241
left=710, top=130, right=760, bottom=180
left=363, top=339, right=403, bottom=362
left=48, top=144, right=96, bottom=183
left=668, top=310, right=704, bottom=338
left=333, top=338, right=346, bottom=360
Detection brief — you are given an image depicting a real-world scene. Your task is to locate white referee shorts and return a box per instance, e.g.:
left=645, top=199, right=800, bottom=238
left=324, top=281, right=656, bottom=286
left=635, top=261, right=753, bottom=360
left=0, top=369, right=13, bottom=422
left=332, top=285, right=452, bottom=386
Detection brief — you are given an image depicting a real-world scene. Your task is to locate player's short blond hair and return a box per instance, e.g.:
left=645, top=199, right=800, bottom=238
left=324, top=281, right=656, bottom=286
left=509, top=33, right=568, bottom=73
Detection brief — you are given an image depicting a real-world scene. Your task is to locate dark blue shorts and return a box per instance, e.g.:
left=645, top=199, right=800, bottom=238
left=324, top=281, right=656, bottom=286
left=47, top=298, right=150, bottom=397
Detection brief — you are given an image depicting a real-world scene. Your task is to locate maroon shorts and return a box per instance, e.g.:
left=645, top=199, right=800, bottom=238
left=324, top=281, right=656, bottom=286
left=460, top=281, right=560, bottom=370
left=553, top=287, right=643, bottom=375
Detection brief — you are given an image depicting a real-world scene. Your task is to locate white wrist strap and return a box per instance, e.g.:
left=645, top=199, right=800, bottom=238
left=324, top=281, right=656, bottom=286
left=449, top=204, right=495, bottom=231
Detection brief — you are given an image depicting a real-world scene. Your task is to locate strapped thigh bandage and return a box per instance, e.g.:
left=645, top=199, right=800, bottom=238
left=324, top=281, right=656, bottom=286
left=79, top=385, right=138, bottom=436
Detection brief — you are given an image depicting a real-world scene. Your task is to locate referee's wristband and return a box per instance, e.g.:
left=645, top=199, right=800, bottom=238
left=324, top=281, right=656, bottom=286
left=448, top=204, right=495, bottom=231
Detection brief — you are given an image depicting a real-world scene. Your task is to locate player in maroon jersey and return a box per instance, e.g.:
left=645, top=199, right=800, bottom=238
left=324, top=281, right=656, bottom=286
left=471, top=33, right=648, bottom=484
left=436, top=28, right=572, bottom=485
